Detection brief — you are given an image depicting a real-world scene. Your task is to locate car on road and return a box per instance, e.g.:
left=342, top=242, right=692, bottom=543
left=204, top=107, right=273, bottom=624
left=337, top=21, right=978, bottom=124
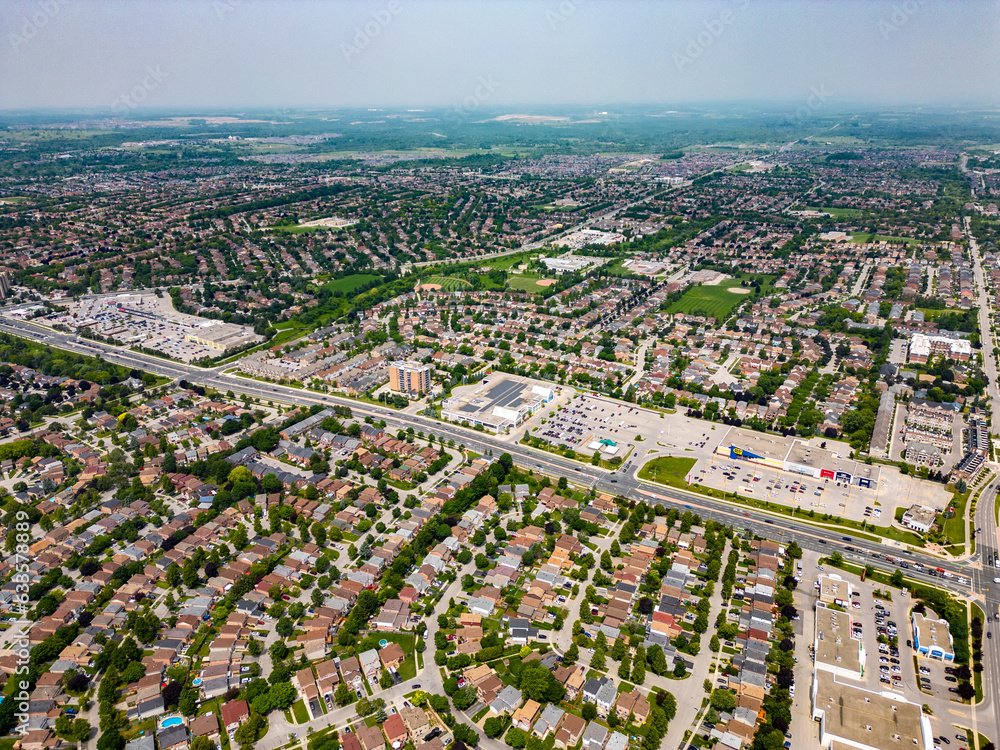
left=411, top=684, right=421, bottom=689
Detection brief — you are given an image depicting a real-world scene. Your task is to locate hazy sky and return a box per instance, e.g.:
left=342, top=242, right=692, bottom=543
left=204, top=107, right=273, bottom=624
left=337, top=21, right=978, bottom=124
left=1, top=0, right=998, bottom=112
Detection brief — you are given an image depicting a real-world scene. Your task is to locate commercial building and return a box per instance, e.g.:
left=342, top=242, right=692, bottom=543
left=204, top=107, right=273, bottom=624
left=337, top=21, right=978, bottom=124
left=810, top=670, right=931, bottom=750
left=813, top=603, right=863, bottom=681
left=389, top=361, right=432, bottom=395
left=912, top=612, right=954, bottom=661
left=900, top=505, right=937, bottom=534
left=0, top=271, right=11, bottom=300
left=442, top=377, right=553, bottom=432
left=716, top=426, right=880, bottom=489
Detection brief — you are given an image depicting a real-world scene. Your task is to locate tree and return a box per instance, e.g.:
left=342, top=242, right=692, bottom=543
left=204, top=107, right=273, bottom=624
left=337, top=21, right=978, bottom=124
left=234, top=714, right=267, bottom=746
left=618, top=655, right=631, bottom=680
left=484, top=717, right=504, bottom=738
left=581, top=702, right=598, bottom=721
left=453, top=724, right=479, bottom=746
left=710, top=689, right=736, bottom=712
left=505, top=728, right=527, bottom=749
left=647, top=644, right=668, bottom=675
left=191, top=738, right=215, bottom=750
left=380, top=668, right=393, bottom=689
left=335, top=683, right=353, bottom=706
left=590, top=648, right=605, bottom=671
left=611, top=638, right=627, bottom=661
left=630, top=654, right=645, bottom=685
left=563, top=642, right=579, bottom=666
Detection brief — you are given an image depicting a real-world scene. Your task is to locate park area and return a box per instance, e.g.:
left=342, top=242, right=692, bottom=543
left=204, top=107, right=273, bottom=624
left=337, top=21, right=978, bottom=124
left=507, top=274, right=557, bottom=293
left=666, top=280, right=753, bottom=319
left=320, top=274, right=382, bottom=293
left=420, top=276, right=473, bottom=291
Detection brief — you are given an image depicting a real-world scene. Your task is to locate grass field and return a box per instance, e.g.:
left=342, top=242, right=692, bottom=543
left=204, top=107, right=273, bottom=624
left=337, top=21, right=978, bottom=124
left=666, top=280, right=752, bottom=319
left=423, top=275, right=473, bottom=291
left=272, top=224, right=334, bottom=234
left=638, top=456, right=697, bottom=488
left=805, top=205, right=864, bottom=218
left=849, top=233, right=922, bottom=245
left=321, top=274, right=382, bottom=293
left=507, top=274, right=555, bottom=293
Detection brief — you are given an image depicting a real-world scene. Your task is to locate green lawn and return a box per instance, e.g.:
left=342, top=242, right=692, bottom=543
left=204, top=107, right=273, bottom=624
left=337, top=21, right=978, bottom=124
left=423, top=275, right=473, bottom=291
left=291, top=699, right=309, bottom=724
left=507, top=274, right=556, bottom=293
left=637, top=456, right=697, bottom=488
left=849, top=233, right=922, bottom=246
left=322, top=274, right=382, bottom=293
left=399, top=654, right=417, bottom=681
left=805, top=206, right=864, bottom=218
left=666, top=280, right=752, bottom=319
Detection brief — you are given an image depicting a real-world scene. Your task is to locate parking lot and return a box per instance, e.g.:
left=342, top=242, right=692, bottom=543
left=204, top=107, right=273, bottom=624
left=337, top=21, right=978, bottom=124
left=794, top=550, right=975, bottom=748
left=690, top=453, right=949, bottom=526
left=43, top=292, right=261, bottom=362
left=523, top=392, right=724, bottom=463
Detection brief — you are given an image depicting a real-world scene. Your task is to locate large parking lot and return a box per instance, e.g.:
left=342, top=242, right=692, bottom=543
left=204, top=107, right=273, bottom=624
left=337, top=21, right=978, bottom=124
left=793, top=551, right=976, bottom=748
left=39, top=292, right=262, bottom=362
left=690, top=453, right=949, bottom=526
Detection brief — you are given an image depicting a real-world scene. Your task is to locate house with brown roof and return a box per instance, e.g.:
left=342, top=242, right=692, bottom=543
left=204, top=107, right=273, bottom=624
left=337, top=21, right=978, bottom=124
left=357, top=723, right=387, bottom=750
left=383, top=713, right=408, bottom=747
left=221, top=699, right=249, bottom=733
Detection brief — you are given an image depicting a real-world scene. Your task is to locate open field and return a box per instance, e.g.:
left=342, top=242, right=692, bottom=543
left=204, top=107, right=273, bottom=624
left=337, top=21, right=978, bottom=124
left=423, top=275, right=473, bottom=291
left=849, top=233, right=922, bottom=245
left=805, top=205, right=864, bottom=218
left=507, top=274, right=555, bottom=292
left=666, top=280, right=753, bottom=319
left=637, top=456, right=697, bottom=488
left=321, top=274, right=382, bottom=293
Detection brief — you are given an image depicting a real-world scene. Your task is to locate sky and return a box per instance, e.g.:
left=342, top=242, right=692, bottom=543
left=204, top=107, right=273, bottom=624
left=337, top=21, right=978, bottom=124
left=1, top=0, right=999, bottom=113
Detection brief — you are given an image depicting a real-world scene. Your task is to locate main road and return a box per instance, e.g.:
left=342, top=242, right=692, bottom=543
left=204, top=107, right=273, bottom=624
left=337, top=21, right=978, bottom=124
left=3, top=316, right=1000, bottom=739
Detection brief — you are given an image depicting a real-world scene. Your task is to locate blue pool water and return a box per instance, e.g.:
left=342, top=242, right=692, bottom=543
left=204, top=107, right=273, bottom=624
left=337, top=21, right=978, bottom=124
left=192, top=678, right=203, bottom=686
left=160, top=717, right=184, bottom=729
left=379, top=639, right=388, bottom=648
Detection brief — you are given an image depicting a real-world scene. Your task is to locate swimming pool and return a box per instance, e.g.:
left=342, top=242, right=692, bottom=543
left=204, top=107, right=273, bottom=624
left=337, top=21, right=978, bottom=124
left=160, top=717, right=184, bottom=729
left=379, top=639, right=388, bottom=648
left=192, top=678, right=203, bottom=686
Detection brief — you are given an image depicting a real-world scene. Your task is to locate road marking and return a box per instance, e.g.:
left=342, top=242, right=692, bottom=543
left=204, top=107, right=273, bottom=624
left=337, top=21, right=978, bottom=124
left=948, top=709, right=967, bottom=718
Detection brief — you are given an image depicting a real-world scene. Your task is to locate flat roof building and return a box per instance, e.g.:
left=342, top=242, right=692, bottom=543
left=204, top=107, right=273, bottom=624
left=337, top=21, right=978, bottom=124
left=813, top=603, right=863, bottom=681
left=717, top=426, right=880, bottom=488
left=900, top=505, right=937, bottom=534
left=912, top=612, right=954, bottom=661
left=811, top=670, right=930, bottom=750
left=442, top=376, right=553, bottom=433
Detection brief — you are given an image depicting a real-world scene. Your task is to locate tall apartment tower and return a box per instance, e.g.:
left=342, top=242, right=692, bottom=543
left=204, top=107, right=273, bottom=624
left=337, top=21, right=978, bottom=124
left=388, top=361, right=432, bottom=395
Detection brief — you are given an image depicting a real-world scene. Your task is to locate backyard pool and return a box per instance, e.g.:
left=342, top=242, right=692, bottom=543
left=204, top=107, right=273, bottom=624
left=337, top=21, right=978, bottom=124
left=192, top=678, right=203, bottom=686
left=379, top=639, right=388, bottom=648
left=160, top=717, right=184, bottom=730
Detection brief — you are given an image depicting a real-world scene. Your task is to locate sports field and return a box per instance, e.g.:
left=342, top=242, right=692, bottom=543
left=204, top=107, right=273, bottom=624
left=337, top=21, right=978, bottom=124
left=507, top=274, right=556, bottom=293
left=666, top=280, right=751, bottom=319
left=849, top=233, right=921, bottom=246
left=423, top=276, right=473, bottom=291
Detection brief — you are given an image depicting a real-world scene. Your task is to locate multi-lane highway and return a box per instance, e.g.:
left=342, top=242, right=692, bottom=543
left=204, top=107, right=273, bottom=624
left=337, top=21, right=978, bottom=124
left=4, top=313, right=1000, bottom=736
